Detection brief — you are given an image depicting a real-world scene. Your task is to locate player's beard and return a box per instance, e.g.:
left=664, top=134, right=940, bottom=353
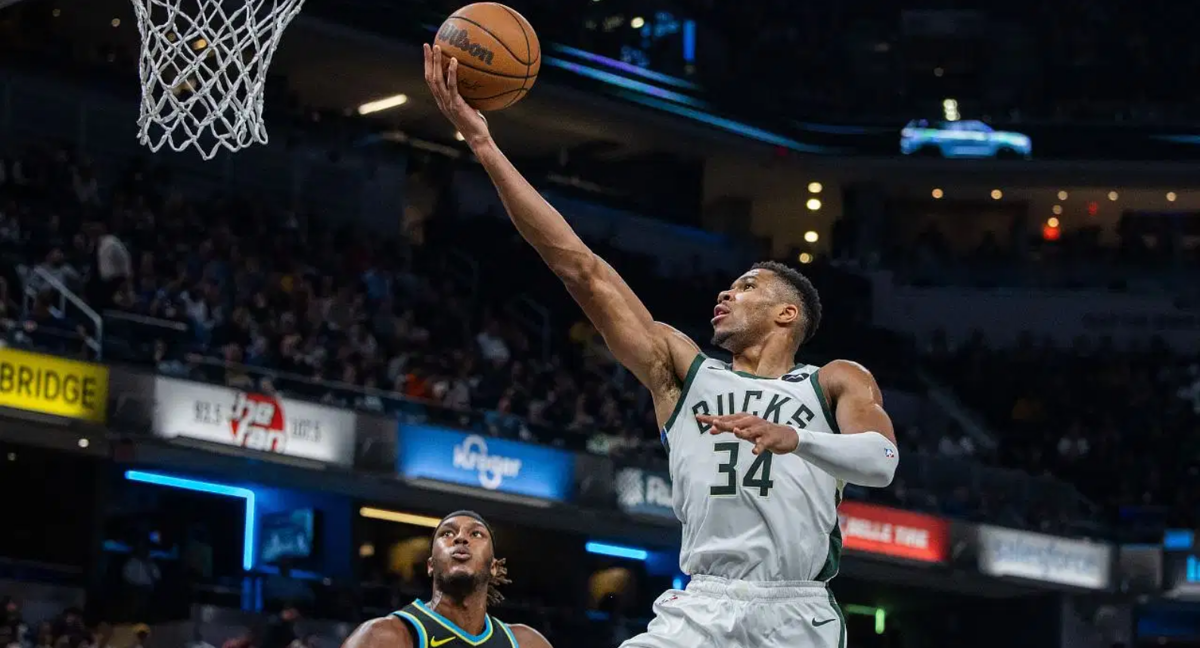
left=711, top=323, right=748, bottom=352
left=711, top=328, right=733, bottom=349
left=434, top=565, right=491, bottom=600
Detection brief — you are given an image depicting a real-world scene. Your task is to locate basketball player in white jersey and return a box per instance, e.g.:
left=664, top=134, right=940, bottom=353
left=425, top=44, right=899, bottom=648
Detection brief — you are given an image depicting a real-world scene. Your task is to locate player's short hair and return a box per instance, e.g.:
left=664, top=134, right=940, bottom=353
left=751, top=261, right=822, bottom=344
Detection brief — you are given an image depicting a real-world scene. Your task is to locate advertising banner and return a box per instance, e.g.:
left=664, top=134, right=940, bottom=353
left=152, top=377, right=357, bottom=466
left=977, top=525, right=1113, bottom=590
left=0, top=348, right=108, bottom=422
left=396, top=424, right=574, bottom=501
left=614, top=466, right=675, bottom=520
left=838, top=501, right=949, bottom=563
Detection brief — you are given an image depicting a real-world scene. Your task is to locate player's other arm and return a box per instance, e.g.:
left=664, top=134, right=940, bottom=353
left=510, top=624, right=554, bottom=648
left=340, top=617, right=412, bottom=648
left=698, top=360, right=898, bottom=487
left=803, top=359, right=898, bottom=487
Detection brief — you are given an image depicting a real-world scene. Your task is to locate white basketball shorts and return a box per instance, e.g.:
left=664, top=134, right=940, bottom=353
left=619, top=576, right=846, bottom=648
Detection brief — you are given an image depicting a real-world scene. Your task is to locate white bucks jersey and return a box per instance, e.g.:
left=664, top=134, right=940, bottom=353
left=662, top=354, right=843, bottom=583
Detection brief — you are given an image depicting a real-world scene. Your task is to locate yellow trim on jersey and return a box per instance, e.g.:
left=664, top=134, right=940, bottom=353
left=414, top=601, right=495, bottom=646
left=393, top=611, right=429, bottom=648
left=499, top=622, right=518, bottom=647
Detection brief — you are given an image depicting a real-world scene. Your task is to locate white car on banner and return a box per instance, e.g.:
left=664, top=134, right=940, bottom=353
left=151, top=377, right=357, bottom=466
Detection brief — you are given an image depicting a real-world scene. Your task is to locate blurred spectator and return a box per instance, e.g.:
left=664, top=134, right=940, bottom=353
left=259, top=607, right=299, bottom=648
left=120, top=542, right=161, bottom=621
left=129, top=625, right=150, bottom=648
left=90, top=221, right=131, bottom=310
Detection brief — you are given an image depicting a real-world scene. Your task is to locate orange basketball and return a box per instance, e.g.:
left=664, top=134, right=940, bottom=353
left=435, top=3, right=541, bottom=111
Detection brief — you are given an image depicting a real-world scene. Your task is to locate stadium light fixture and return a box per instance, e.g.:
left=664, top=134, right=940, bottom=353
left=357, top=94, right=409, bottom=115
left=586, top=541, right=649, bottom=561
left=359, top=507, right=442, bottom=528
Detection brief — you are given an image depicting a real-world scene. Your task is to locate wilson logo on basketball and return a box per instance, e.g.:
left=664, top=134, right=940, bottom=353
left=437, top=23, right=495, bottom=66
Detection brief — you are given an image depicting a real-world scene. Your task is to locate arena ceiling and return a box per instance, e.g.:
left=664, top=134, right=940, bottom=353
left=277, top=17, right=798, bottom=164
left=38, top=0, right=1200, bottom=202
left=47, top=0, right=784, bottom=163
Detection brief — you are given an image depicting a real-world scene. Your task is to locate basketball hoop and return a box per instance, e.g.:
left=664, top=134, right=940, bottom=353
left=130, top=0, right=306, bottom=159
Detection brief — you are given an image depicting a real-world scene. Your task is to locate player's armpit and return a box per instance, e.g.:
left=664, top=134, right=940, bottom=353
left=509, top=624, right=554, bottom=648
left=818, top=359, right=896, bottom=445
left=654, top=321, right=703, bottom=383
left=340, top=617, right=412, bottom=648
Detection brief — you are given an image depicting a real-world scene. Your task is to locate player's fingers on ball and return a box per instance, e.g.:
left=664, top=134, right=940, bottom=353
left=423, top=45, right=435, bottom=86
left=447, top=57, right=458, bottom=87
left=432, top=46, right=444, bottom=84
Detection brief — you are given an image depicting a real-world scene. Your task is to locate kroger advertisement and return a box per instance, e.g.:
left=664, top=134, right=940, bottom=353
left=976, top=525, right=1113, bottom=590
left=151, top=377, right=357, bottom=466
left=396, top=424, right=575, bottom=501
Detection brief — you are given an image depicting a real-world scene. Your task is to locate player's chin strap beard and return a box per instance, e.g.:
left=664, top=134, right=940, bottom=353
left=434, top=569, right=491, bottom=601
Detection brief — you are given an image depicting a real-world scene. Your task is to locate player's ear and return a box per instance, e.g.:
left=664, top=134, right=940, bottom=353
left=776, top=303, right=799, bottom=327
left=426, top=555, right=434, bottom=578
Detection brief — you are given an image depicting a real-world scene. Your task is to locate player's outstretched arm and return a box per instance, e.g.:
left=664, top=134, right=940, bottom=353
left=423, top=44, right=696, bottom=391
left=510, top=624, right=554, bottom=648
left=340, top=618, right=412, bottom=648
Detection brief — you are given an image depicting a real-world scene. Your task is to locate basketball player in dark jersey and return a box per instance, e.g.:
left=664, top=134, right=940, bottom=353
left=341, top=511, right=552, bottom=648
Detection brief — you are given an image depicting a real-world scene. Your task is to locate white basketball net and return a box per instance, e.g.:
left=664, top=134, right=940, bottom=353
left=130, top=0, right=306, bottom=159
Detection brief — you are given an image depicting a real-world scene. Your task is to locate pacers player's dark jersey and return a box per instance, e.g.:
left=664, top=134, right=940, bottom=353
left=392, top=600, right=518, bottom=648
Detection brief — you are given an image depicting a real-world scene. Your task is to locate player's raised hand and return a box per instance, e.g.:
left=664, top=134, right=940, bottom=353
left=697, top=413, right=801, bottom=456
left=423, top=44, right=491, bottom=147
